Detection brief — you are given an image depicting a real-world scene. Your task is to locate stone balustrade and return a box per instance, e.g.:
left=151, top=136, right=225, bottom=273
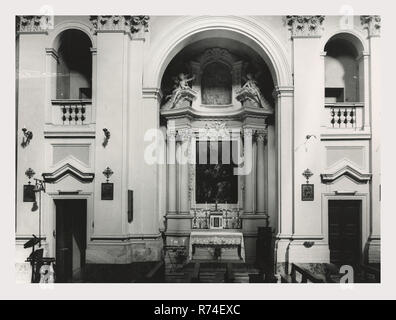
left=325, top=102, right=364, bottom=129
left=51, top=99, right=92, bottom=125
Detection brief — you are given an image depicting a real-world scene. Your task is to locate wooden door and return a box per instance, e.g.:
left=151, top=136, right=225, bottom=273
left=328, top=200, right=361, bottom=267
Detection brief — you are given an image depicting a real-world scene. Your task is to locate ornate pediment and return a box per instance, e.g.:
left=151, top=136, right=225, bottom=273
left=320, top=165, right=371, bottom=184
left=89, top=15, right=149, bottom=34
left=42, top=163, right=94, bottom=183
left=285, top=15, right=325, bottom=37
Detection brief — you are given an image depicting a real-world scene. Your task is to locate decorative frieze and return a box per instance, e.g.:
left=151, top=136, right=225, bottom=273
left=285, top=15, right=325, bottom=37
left=201, top=121, right=231, bottom=140
left=89, top=15, right=149, bottom=35
left=17, top=15, right=51, bottom=33
left=360, top=15, right=381, bottom=37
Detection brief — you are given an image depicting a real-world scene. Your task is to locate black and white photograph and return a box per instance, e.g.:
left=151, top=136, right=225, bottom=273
left=14, top=12, right=382, bottom=285
left=2, top=0, right=396, bottom=304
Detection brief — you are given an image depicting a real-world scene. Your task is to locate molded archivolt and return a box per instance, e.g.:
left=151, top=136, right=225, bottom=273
left=42, top=163, right=94, bottom=183
left=320, top=165, right=371, bottom=184
left=144, top=16, right=292, bottom=89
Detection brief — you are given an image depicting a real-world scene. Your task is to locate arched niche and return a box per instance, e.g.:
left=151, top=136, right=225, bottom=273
left=160, top=39, right=275, bottom=110
left=324, top=33, right=365, bottom=103
left=53, top=29, right=93, bottom=100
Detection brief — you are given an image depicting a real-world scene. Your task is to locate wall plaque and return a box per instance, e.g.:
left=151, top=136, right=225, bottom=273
left=301, top=184, right=314, bottom=201
left=101, top=183, right=114, bottom=200
left=23, top=185, right=36, bottom=202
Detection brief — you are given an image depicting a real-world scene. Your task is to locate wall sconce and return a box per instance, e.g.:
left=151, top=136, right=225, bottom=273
left=305, top=134, right=317, bottom=141
left=303, top=241, right=315, bottom=248
left=101, top=166, right=114, bottom=200
left=21, top=128, right=33, bottom=148
left=302, top=168, right=313, bottom=183
left=102, top=128, right=110, bottom=147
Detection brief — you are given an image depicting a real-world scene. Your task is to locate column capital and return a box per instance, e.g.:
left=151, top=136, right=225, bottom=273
left=360, top=15, right=381, bottom=38
left=166, top=128, right=177, bottom=139
left=177, top=128, right=192, bottom=142
left=256, top=129, right=268, bottom=143
left=17, top=15, right=51, bottom=34
left=243, top=127, right=254, bottom=137
left=285, top=15, right=325, bottom=38
left=90, top=15, right=149, bottom=35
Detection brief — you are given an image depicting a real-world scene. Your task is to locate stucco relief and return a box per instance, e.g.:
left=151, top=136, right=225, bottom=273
left=17, top=15, right=51, bottom=33
left=285, top=15, right=325, bottom=37
left=89, top=15, right=149, bottom=34
left=360, top=15, right=381, bottom=37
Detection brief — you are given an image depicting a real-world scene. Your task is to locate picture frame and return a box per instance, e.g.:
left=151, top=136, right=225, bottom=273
left=101, top=183, right=114, bottom=200
left=23, top=184, right=36, bottom=202
left=301, top=184, right=314, bottom=201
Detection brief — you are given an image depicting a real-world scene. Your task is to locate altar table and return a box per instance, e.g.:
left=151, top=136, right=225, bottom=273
left=188, top=231, right=245, bottom=261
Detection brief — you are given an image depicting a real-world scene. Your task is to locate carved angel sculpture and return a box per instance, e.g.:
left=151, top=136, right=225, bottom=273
left=239, top=72, right=270, bottom=110
left=162, top=73, right=197, bottom=110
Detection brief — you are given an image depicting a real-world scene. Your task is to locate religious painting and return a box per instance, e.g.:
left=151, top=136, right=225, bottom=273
left=101, top=183, right=114, bottom=200
left=201, top=62, right=232, bottom=105
left=301, top=184, right=314, bottom=201
left=195, top=140, right=238, bottom=204
left=23, top=184, right=36, bottom=202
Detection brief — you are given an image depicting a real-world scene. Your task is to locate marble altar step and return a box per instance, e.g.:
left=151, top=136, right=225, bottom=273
left=164, top=260, right=265, bottom=283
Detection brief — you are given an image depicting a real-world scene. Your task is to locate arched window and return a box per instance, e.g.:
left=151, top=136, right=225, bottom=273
left=55, top=29, right=92, bottom=100
left=324, top=34, right=364, bottom=103
left=201, top=62, right=232, bottom=105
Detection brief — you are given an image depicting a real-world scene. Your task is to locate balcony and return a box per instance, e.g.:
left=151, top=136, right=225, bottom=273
left=324, top=102, right=364, bottom=129
left=51, top=99, right=93, bottom=125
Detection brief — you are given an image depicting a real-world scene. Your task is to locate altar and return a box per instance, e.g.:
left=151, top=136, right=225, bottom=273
left=188, top=231, right=245, bottom=262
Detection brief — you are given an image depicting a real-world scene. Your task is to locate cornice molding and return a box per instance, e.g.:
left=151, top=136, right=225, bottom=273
left=42, top=163, right=95, bottom=183
left=320, top=165, right=371, bottom=184
left=285, top=15, right=325, bottom=38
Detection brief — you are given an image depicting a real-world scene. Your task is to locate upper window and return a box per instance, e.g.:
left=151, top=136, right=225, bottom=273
left=324, top=34, right=364, bottom=103
left=55, top=29, right=92, bottom=100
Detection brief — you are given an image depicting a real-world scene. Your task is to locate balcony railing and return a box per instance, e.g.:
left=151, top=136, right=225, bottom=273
left=191, top=208, right=242, bottom=230
left=51, top=99, right=92, bottom=125
left=324, top=102, right=364, bottom=129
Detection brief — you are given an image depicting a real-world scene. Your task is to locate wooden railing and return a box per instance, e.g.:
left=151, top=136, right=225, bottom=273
left=51, top=99, right=92, bottom=125
left=324, top=102, right=364, bottom=129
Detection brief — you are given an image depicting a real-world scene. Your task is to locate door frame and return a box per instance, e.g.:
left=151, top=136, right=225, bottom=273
left=46, top=193, right=93, bottom=264
left=322, top=193, right=369, bottom=265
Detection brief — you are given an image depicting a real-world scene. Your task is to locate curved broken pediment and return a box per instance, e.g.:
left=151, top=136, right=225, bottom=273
left=320, top=165, right=371, bottom=184
left=42, top=163, right=95, bottom=183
